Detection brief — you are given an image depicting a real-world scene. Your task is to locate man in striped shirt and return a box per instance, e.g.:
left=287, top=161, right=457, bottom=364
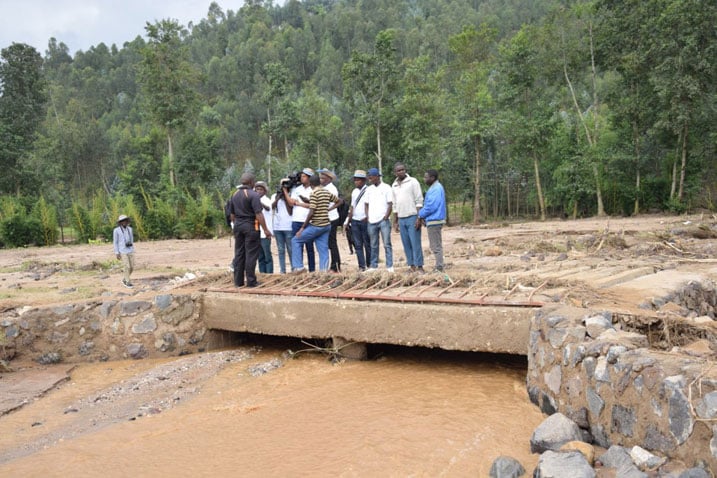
left=291, top=173, right=344, bottom=273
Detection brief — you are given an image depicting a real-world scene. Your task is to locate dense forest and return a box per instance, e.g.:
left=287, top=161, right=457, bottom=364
left=0, top=0, right=715, bottom=246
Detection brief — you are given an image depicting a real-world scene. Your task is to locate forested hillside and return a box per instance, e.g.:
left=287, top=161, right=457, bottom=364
left=0, top=0, right=715, bottom=246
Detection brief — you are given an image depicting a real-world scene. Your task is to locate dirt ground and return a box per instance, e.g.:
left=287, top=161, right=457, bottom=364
left=2, top=213, right=717, bottom=466
left=1, top=212, right=716, bottom=311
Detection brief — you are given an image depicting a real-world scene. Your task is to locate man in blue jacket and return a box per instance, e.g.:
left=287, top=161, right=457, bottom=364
left=418, top=169, right=446, bottom=272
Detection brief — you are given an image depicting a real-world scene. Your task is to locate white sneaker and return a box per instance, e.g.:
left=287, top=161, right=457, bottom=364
left=386, top=267, right=394, bottom=273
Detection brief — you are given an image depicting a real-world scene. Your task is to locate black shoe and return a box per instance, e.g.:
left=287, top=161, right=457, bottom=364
left=246, top=282, right=260, bottom=288
left=122, top=279, right=133, bottom=289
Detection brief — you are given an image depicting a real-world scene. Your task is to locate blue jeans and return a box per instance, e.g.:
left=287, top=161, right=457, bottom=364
left=350, top=219, right=371, bottom=270
left=273, top=229, right=292, bottom=274
left=258, top=237, right=273, bottom=273
left=398, top=215, right=423, bottom=267
left=291, top=224, right=330, bottom=271
left=292, top=221, right=315, bottom=272
left=367, top=219, right=393, bottom=269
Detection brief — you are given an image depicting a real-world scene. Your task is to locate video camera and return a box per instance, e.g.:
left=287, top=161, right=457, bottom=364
left=277, top=171, right=302, bottom=195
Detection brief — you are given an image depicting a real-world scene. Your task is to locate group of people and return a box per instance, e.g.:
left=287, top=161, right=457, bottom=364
left=111, top=164, right=445, bottom=289
left=346, top=164, right=446, bottom=274
left=227, top=164, right=446, bottom=287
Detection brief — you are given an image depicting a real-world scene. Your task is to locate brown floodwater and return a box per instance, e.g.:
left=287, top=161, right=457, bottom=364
left=0, top=342, right=544, bottom=477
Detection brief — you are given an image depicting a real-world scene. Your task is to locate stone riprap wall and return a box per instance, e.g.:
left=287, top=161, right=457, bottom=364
left=1, top=293, right=209, bottom=363
left=527, top=305, right=717, bottom=469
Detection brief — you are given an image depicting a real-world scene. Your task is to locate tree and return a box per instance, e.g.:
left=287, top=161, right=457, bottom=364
left=447, top=24, right=497, bottom=223
left=0, top=43, right=47, bottom=195
left=137, top=19, right=201, bottom=188
left=342, top=29, right=400, bottom=173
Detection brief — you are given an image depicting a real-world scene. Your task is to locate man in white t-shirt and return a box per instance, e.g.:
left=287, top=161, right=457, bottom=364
left=254, top=181, right=273, bottom=273
left=364, top=167, right=394, bottom=272
left=345, top=170, right=371, bottom=271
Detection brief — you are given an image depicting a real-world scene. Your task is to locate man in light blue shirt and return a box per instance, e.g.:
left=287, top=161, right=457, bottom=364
left=418, top=170, right=446, bottom=272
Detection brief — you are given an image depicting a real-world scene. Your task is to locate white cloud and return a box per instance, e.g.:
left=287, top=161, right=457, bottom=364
left=0, top=0, right=223, bottom=54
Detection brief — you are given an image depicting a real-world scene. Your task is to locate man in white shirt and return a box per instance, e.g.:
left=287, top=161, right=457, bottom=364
left=254, top=181, right=273, bottom=273
left=345, top=169, right=371, bottom=271
left=364, top=167, right=394, bottom=272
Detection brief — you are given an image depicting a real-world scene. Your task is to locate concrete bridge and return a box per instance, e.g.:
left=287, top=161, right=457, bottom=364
left=201, top=274, right=543, bottom=357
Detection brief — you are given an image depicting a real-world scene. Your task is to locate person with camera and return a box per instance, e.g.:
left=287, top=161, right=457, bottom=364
left=230, top=172, right=272, bottom=287
left=113, top=214, right=135, bottom=288
left=272, top=178, right=294, bottom=274
left=282, top=168, right=316, bottom=272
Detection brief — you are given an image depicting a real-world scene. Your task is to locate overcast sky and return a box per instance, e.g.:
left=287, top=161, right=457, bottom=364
left=0, top=0, right=239, bottom=55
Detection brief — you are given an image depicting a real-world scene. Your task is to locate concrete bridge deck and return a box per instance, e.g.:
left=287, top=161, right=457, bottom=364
left=202, top=273, right=547, bottom=356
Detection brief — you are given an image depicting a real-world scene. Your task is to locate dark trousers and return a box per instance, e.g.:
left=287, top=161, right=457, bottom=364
left=292, top=221, right=316, bottom=272
left=350, top=219, right=371, bottom=271
left=233, top=221, right=261, bottom=286
left=329, top=218, right=341, bottom=272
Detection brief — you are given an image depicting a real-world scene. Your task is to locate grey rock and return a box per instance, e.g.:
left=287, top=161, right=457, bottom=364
left=544, top=365, right=561, bottom=395
left=611, top=404, right=636, bottom=437
left=666, top=381, right=694, bottom=444
left=154, top=294, right=173, bottom=310
left=629, top=445, right=666, bottom=470
left=590, top=424, right=612, bottom=448
left=78, top=341, right=94, bottom=356
left=565, top=407, right=589, bottom=429
left=98, top=301, right=115, bottom=319
left=643, top=424, right=675, bottom=454
left=131, top=315, right=157, bottom=334
left=120, top=300, right=152, bottom=316
left=4, top=324, right=19, bottom=338
left=584, top=314, right=613, bottom=338
left=595, top=357, right=610, bottom=382
left=695, top=391, right=717, bottom=419
left=679, top=468, right=711, bottom=478
left=534, top=450, right=595, bottom=478
left=606, top=345, right=627, bottom=364
left=587, top=387, right=604, bottom=418
left=37, top=352, right=61, bottom=364
left=489, top=456, right=525, bottom=478
left=597, top=445, right=634, bottom=469
left=530, top=413, right=583, bottom=454
left=711, top=425, right=717, bottom=459
left=583, top=357, right=596, bottom=379
left=540, top=392, right=557, bottom=416
left=126, top=343, right=147, bottom=359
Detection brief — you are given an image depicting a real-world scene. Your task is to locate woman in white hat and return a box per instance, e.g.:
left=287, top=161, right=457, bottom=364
left=113, top=215, right=135, bottom=288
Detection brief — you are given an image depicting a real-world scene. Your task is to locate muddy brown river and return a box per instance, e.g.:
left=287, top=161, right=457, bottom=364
left=0, top=342, right=544, bottom=477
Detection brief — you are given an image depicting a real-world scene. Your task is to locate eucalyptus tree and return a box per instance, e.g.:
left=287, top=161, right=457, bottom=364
left=595, top=0, right=656, bottom=214
left=137, top=19, right=201, bottom=188
left=647, top=0, right=717, bottom=203
left=543, top=2, right=608, bottom=216
left=342, top=29, right=401, bottom=174
left=0, top=43, right=46, bottom=195
left=293, top=82, right=342, bottom=170
left=497, top=25, right=555, bottom=220
left=446, top=24, right=497, bottom=223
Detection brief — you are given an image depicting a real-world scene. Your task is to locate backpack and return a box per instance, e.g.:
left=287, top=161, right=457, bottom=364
left=337, top=192, right=350, bottom=225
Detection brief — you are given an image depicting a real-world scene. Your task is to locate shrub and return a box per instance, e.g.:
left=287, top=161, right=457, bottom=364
left=0, top=214, right=43, bottom=247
